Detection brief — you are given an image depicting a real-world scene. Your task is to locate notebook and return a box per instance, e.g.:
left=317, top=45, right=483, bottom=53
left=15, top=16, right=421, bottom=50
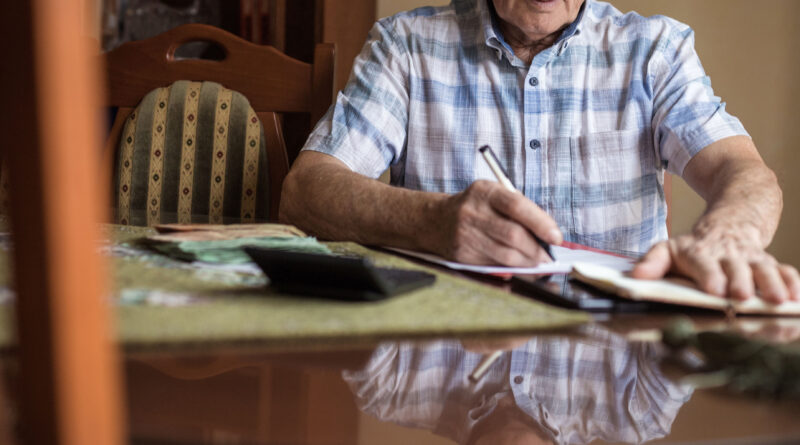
left=387, top=242, right=634, bottom=275
left=571, top=262, right=800, bottom=316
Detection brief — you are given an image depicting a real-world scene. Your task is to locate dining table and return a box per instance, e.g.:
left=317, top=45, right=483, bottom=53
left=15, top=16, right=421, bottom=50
left=0, top=225, right=798, bottom=445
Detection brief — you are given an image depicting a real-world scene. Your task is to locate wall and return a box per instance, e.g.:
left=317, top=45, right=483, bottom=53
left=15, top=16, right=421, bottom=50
left=376, top=0, right=800, bottom=268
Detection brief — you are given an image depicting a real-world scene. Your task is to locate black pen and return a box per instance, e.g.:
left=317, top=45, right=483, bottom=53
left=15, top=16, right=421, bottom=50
left=478, top=145, right=555, bottom=261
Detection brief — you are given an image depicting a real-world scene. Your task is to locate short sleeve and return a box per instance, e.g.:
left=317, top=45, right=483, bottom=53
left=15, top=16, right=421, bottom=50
left=301, top=19, right=410, bottom=179
left=650, top=21, right=749, bottom=176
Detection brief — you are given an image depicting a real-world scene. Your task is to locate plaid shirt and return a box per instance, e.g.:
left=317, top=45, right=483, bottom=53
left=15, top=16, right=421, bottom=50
left=303, top=0, right=748, bottom=256
left=343, top=326, right=692, bottom=445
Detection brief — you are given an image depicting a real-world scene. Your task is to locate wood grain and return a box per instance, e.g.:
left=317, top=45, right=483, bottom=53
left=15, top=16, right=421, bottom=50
left=0, top=0, right=124, bottom=443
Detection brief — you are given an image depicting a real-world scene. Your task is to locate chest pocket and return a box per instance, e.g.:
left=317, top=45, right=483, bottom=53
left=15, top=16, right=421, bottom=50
left=564, top=129, right=662, bottom=254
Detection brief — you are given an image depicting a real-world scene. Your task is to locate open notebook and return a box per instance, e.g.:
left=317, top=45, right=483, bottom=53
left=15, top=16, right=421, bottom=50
left=388, top=242, right=634, bottom=275
left=572, top=262, right=800, bottom=316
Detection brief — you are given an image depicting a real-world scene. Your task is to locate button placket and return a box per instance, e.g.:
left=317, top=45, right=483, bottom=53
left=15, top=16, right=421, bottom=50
left=522, top=65, right=543, bottom=201
left=527, top=73, right=542, bottom=153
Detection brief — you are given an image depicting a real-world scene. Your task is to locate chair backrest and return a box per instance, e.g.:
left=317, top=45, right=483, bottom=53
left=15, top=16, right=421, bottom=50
left=115, top=80, right=272, bottom=226
left=103, top=23, right=335, bottom=222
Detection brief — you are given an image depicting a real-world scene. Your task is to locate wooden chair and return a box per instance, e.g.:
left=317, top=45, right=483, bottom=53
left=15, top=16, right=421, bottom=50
left=3, top=1, right=124, bottom=443
left=103, top=23, right=335, bottom=222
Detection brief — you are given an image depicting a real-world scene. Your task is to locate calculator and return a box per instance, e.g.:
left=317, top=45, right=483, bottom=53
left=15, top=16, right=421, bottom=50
left=244, top=247, right=436, bottom=301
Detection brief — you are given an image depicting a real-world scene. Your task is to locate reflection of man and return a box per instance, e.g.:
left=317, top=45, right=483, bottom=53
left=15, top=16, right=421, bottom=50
left=280, top=0, right=800, bottom=302
left=343, top=326, right=691, bottom=445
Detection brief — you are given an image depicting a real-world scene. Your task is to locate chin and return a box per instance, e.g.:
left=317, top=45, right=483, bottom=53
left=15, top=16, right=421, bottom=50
left=528, top=0, right=563, bottom=10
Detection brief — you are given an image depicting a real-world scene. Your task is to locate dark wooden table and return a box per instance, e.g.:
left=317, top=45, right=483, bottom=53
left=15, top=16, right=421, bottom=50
left=123, top=261, right=800, bottom=445
left=3, top=248, right=800, bottom=445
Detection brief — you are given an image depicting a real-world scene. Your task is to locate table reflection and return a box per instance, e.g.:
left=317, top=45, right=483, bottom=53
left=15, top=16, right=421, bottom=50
left=344, top=325, right=692, bottom=445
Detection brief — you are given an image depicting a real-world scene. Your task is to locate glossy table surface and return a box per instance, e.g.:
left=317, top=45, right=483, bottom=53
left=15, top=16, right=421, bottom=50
left=117, top=313, right=800, bottom=445
left=2, top=253, right=800, bottom=445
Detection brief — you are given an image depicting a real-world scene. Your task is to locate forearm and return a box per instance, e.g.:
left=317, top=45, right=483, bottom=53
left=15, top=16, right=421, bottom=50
left=279, top=152, right=450, bottom=253
left=695, top=161, right=781, bottom=246
left=685, top=137, right=783, bottom=247
left=634, top=137, right=798, bottom=302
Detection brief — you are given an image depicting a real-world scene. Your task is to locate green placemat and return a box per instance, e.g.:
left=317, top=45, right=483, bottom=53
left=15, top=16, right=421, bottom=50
left=0, top=226, right=590, bottom=351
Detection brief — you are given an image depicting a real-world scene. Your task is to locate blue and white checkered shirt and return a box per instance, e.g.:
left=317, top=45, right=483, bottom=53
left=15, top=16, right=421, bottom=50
left=343, top=326, right=692, bottom=445
left=303, top=0, right=748, bottom=256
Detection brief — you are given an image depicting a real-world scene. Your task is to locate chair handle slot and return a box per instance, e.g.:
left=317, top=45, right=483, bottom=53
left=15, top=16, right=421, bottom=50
left=169, top=39, right=227, bottom=61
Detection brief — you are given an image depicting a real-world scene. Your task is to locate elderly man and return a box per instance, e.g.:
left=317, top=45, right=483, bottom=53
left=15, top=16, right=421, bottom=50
left=281, top=0, right=800, bottom=302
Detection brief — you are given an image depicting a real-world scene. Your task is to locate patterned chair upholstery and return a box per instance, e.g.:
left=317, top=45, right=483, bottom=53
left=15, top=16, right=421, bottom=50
left=114, top=80, right=269, bottom=226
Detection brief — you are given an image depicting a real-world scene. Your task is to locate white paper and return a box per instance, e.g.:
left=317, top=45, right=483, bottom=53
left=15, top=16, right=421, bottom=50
left=387, top=245, right=634, bottom=275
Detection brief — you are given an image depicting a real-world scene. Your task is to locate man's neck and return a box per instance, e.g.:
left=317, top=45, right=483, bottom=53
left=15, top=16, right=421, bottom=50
left=497, top=20, right=566, bottom=64
left=490, top=0, right=586, bottom=65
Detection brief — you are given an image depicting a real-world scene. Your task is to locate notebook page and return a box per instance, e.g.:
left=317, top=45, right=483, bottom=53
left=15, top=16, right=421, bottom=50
left=387, top=245, right=634, bottom=275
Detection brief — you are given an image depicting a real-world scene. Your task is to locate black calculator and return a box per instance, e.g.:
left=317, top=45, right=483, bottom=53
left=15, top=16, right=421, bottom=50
left=244, top=247, right=436, bottom=301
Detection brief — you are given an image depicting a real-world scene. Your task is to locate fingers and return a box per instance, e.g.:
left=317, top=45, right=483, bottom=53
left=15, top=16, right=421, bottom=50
left=677, top=251, right=727, bottom=297
left=651, top=238, right=726, bottom=296
left=721, top=258, right=754, bottom=301
left=481, top=240, right=545, bottom=267
left=447, top=203, right=550, bottom=267
left=632, top=237, right=796, bottom=305
left=752, top=261, right=789, bottom=304
left=478, top=216, right=553, bottom=265
left=487, top=186, right=562, bottom=245
left=779, top=265, right=800, bottom=302
left=633, top=240, right=728, bottom=296
left=678, top=250, right=795, bottom=304
left=447, top=181, right=556, bottom=266
left=631, top=242, right=672, bottom=279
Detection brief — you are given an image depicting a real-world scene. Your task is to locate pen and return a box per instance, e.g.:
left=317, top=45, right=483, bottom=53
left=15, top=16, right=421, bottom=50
left=478, top=145, right=555, bottom=261
left=469, top=146, right=556, bottom=384
left=468, top=350, right=503, bottom=382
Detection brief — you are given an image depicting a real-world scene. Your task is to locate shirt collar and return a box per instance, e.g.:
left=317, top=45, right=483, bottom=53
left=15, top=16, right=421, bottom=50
left=480, top=0, right=589, bottom=61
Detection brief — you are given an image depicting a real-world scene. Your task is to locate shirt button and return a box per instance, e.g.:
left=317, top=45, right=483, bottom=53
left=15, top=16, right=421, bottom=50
left=514, top=375, right=524, bottom=384
left=529, top=77, right=539, bottom=87
left=529, top=139, right=541, bottom=150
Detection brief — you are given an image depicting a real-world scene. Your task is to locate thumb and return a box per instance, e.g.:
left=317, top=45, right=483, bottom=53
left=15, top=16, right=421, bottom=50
left=631, top=241, right=672, bottom=279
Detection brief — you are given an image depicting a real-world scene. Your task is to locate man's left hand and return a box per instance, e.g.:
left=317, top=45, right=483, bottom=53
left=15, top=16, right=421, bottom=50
left=632, top=223, right=800, bottom=303
left=634, top=136, right=800, bottom=304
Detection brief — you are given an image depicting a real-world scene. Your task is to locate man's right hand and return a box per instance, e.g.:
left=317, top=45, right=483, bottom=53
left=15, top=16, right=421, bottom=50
left=435, top=180, right=562, bottom=267
left=282, top=153, right=561, bottom=267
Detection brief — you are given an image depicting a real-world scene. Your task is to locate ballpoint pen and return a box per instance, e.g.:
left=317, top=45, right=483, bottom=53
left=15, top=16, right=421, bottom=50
left=478, top=145, right=554, bottom=261
left=468, top=146, right=557, bottom=383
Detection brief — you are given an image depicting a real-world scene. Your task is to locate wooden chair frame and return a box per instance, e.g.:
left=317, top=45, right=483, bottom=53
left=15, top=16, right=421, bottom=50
left=103, top=24, right=335, bottom=220
left=3, top=1, right=124, bottom=443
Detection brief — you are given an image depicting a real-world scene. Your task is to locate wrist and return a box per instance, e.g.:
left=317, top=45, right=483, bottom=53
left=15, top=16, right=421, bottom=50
left=421, top=192, right=457, bottom=256
left=692, top=214, right=766, bottom=248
